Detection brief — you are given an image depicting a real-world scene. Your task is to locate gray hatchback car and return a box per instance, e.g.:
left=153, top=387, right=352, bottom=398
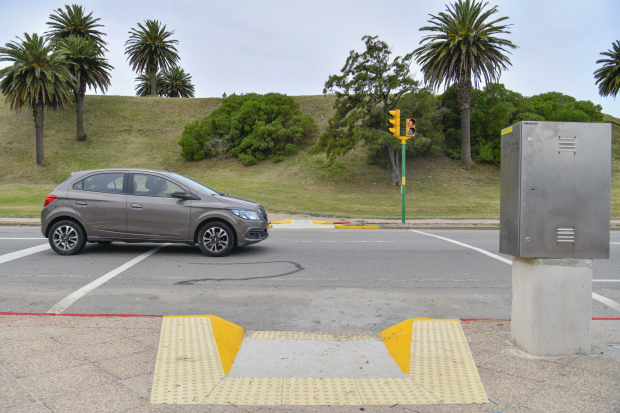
left=41, top=169, right=269, bottom=257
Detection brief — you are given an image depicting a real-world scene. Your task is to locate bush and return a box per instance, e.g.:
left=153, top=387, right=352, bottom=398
left=179, top=93, right=318, bottom=165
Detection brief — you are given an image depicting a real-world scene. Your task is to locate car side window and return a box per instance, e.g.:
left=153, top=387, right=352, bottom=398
left=133, top=174, right=183, bottom=198
left=78, top=173, right=124, bottom=194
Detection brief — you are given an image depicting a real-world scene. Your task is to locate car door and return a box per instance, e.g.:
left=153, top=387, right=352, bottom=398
left=67, top=172, right=128, bottom=237
left=126, top=173, right=191, bottom=240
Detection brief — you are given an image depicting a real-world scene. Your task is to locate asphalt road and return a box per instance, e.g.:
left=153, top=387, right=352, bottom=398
left=1, top=226, right=619, bottom=332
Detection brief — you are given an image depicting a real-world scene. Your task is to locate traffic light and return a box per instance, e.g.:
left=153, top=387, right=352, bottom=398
left=405, top=118, right=416, bottom=137
left=388, top=110, right=400, bottom=137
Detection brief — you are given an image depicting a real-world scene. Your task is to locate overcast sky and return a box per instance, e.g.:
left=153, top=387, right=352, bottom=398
left=0, top=0, right=618, bottom=115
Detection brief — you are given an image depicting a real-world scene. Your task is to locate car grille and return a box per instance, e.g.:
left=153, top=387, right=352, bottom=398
left=258, top=206, right=268, bottom=222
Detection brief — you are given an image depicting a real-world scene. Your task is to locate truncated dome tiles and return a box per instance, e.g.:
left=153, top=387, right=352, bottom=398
left=150, top=316, right=488, bottom=405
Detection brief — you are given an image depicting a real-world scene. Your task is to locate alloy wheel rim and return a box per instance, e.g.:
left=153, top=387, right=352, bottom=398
left=203, top=227, right=229, bottom=252
left=53, top=225, right=78, bottom=250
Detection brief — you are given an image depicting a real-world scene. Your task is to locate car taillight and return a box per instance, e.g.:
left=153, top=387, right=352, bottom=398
left=44, top=195, right=56, bottom=207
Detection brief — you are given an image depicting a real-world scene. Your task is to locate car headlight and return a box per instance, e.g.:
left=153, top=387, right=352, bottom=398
left=228, top=209, right=261, bottom=220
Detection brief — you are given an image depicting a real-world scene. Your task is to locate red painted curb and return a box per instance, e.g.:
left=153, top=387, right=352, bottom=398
left=0, top=312, right=163, bottom=317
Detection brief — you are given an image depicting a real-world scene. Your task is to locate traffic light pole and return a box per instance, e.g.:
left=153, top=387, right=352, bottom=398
left=401, top=139, right=406, bottom=224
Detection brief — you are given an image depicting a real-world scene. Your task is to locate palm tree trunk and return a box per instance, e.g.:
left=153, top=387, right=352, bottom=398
left=150, top=61, right=158, bottom=96
left=33, top=102, right=45, bottom=165
left=385, top=142, right=401, bottom=186
left=76, top=78, right=87, bottom=141
left=457, top=69, right=474, bottom=170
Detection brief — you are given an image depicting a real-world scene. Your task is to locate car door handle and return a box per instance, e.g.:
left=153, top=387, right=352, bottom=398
left=76, top=201, right=87, bottom=205
left=130, top=203, right=143, bottom=209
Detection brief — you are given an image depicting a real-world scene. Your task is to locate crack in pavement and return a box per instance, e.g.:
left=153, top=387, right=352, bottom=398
left=175, top=261, right=305, bottom=285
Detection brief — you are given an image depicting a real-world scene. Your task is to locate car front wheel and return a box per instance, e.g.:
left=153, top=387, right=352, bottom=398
left=198, top=222, right=235, bottom=257
left=48, top=220, right=86, bottom=255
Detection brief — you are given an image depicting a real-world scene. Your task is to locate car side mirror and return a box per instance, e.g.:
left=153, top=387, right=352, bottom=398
left=171, top=189, right=189, bottom=199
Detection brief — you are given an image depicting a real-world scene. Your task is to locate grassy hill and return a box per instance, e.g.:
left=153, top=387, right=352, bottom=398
left=1, top=94, right=619, bottom=218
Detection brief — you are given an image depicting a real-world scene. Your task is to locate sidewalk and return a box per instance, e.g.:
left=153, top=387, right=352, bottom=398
left=1, top=314, right=618, bottom=412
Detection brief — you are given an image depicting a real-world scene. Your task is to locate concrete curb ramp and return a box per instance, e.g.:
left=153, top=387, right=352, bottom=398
left=269, top=220, right=378, bottom=229
left=151, top=315, right=488, bottom=406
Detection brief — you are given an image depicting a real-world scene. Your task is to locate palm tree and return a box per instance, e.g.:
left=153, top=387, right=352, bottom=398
left=58, top=35, right=113, bottom=141
left=414, top=0, right=517, bottom=169
left=125, top=20, right=179, bottom=97
left=161, top=66, right=195, bottom=98
left=134, top=72, right=164, bottom=97
left=0, top=34, right=75, bottom=165
left=594, top=40, right=620, bottom=99
left=45, top=4, right=108, bottom=52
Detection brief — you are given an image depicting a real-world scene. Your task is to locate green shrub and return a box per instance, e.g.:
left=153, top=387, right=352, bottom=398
left=179, top=93, right=318, bottom=165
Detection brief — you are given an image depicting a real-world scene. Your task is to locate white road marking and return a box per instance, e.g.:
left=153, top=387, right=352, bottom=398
left=612, top=243, right=620, bottom=245
left=411, top=229, right=620, bottom=314
left=295, top=241, right=394, bottom=243
left=592, top=293, right=620, bottom=313
left=0, top=238, right=45, bottom=240
left=593, top=280, right=620, bottom=282
left=0, top=244, right=50, bottom=265
left=47, top=243, right=170, bottom=314
left=410, top=229, right=513, bottom=264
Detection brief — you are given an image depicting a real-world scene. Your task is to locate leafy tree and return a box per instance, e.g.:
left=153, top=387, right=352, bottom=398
left=179, top=93, right=317, bottom=165
left=58, top=35, right=113, bottom=141
left=311, top=35, right=422, bottom=186
left=45, top=4, right=108, bottom=51
left=414, top=0, right=517, bottom=170
left=134, top=72, right=164, bottom=97
left=594, top=40, right=620, bottom=99
left=125, top=20, right=179, bottom=97
left=162, top=66, right=195, bottom=98
left=439, top=85, right=603, bottom=163
left=0, top=34, right=75, bottom=165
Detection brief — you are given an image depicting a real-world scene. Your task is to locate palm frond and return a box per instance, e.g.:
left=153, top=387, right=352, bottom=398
left=413, top=0, right=518, bottom=90
left=45, top=4, right=107, bottom=52
left=124, top=20, right=179, bottom=75
left=594, top=40, right=620, bottom=98
left=0, top=33, right=76, bottom=112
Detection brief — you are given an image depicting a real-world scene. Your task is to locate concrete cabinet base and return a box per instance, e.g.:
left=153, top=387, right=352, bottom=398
left=511, top=257, right=592, bottom=355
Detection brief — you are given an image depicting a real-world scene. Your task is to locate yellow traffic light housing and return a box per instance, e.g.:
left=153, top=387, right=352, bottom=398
left=405, top=118, right=416, bottom=137
left=388, top=110, right=400, bottom=137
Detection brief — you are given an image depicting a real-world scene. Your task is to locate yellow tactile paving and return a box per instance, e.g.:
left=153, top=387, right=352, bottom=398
left=247, top=331, right=381, bottom=341
left=282, top=378, right=362, bottom=405
left=203, top=377, right=283, bottom=405
left=151, top=317, right=224, bottom=404
left=152, top=316, right=488, bottom=406
left=356, top=378, right=440, bottom=405
left=409, top=319, right=488, bottom=404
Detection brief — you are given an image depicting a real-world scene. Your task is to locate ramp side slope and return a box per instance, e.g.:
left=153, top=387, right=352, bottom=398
left=151, top=315, right=488, bottom=406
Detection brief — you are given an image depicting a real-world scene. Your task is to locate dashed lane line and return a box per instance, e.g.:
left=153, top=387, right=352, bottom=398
left=411, top=229, right=620, bottom=314
left=0, top=238, right=46, bottom=240
left=47, top=243, right=170, bottom=314
left=0, top=244, right=50, bottom=265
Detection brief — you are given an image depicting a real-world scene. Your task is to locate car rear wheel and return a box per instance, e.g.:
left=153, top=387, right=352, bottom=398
left=49, top=220, right=86, bottom=256
left=198, top=222, right=235, bottom=257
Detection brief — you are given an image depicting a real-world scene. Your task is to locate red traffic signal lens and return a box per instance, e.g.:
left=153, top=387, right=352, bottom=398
left=408, top=119, right=414, bottom=126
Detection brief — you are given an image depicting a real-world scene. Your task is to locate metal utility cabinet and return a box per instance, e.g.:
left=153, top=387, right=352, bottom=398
left=499, top=121, right=611, bottom=259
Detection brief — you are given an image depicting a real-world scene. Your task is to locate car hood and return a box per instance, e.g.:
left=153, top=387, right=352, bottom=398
left=213, top=194, right=260, bottom=209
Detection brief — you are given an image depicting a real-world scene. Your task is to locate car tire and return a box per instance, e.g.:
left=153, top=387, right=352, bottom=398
left=96, top=241, right=112, bottom=245
left=197, top=221, right=235, bottom=257
left=48, top=220, right=86, bottom=256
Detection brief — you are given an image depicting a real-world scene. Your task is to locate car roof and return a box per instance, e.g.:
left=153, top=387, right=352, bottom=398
left=73, top=168, right=171, bottom=175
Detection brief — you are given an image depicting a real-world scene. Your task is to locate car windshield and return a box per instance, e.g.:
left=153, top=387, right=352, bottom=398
left=169, top=173, right=221, bottom=196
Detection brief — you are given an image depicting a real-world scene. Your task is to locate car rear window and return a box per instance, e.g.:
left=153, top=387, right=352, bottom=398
left=74, top=173, right=124, bottom=194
